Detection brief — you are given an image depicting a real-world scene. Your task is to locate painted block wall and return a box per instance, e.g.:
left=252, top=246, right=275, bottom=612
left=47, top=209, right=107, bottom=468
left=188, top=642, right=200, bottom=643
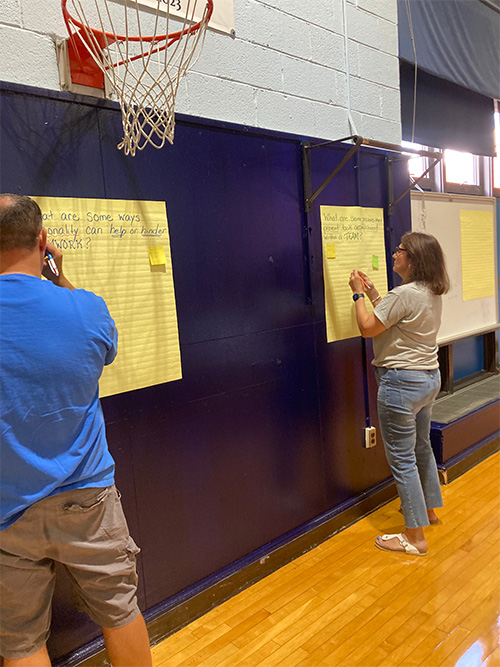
left=0, top=0, right=401, bottom=144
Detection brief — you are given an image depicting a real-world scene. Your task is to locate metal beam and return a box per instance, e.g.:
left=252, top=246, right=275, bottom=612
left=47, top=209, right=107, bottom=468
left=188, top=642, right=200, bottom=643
left=302, top=134, right=442, bottom=214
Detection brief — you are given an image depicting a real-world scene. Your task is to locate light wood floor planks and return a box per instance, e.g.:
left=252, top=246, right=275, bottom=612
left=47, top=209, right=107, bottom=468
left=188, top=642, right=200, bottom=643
left=152, top=451, right=500, bottom=667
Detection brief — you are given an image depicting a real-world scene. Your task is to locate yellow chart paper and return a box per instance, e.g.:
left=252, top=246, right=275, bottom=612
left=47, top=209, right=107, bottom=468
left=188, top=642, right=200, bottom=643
left=33, top=196, right=182, bottom=397
left=460, top=210, right=495, bottom=301
left=321, top=206, right=388, bottom=342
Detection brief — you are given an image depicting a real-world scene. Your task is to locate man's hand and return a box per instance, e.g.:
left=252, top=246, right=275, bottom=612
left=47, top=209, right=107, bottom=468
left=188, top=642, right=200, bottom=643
left=42, top=242, right=75, bottom=290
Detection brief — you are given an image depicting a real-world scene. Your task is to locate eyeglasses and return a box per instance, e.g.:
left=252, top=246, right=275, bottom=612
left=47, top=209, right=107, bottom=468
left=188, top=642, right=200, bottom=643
left=393, top=246, right=407, bottom=255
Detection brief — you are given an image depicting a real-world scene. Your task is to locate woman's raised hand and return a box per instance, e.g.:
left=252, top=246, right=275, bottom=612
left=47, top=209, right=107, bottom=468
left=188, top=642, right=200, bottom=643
left=358, top=271, right=381, bottom=305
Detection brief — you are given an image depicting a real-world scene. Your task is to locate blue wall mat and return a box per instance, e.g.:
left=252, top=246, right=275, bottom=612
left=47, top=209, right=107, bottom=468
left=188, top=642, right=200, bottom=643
left=453, top=336, right=485, bottom=381
left=98, top=110, right=311, bottom=344
left=0, top=88, right=106, bottom=197
left=303, top=143, right=408, bottom=504
left=0, top=83, right=411, bottom=661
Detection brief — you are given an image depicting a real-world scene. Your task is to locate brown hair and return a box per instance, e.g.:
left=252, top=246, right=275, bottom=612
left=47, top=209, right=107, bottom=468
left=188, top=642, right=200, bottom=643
left=0, top=194, right=43, bottom=252
left=401, top=231, right=450, bottom=295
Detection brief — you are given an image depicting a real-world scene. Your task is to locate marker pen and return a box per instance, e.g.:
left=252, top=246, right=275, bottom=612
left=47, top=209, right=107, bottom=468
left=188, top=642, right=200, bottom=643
left=359, top=275, right=370, bottom=290
left=45, top=251, right=59, bottom=277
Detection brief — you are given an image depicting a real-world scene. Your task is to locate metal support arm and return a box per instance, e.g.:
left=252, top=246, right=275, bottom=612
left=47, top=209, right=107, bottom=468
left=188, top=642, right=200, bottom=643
left=302, top=135, right=442, bottom=214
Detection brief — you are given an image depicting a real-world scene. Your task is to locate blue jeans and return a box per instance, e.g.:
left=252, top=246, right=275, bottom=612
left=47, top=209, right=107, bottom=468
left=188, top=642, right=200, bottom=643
left=375, top=368, right=443, bottom=529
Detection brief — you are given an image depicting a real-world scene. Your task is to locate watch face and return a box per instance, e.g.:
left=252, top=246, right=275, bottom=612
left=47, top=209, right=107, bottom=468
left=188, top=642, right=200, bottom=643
left=353, top=293, right=364, bottom=301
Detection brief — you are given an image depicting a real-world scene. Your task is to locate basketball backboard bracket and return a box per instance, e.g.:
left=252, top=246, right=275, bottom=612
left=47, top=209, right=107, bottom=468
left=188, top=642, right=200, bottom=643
left=57, top=39, right=109, bottom=99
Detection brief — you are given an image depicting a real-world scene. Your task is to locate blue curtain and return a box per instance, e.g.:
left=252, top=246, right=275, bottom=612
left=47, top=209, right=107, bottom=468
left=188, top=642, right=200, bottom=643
left=398, top=0, right=499, bottom=156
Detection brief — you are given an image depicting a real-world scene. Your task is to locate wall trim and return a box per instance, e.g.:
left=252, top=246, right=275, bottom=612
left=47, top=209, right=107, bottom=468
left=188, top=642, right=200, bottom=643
left=438, top=433, right=500, bottom=484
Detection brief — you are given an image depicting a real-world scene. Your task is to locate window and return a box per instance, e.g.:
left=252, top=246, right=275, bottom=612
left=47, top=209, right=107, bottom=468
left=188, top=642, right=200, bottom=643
left=402, top=141, right=427, bottom=179
left=401, top=141, right=440, bottom=191
left=404, top=108, right=498, bottom=196
left=443, top=149, right=485, bottom=195
left=444, top=150, right=477, bottom=185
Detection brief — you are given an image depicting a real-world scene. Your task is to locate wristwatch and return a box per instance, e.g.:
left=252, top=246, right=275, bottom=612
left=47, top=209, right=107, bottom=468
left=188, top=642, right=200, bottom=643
left=352, top=293, right=365, bottom=302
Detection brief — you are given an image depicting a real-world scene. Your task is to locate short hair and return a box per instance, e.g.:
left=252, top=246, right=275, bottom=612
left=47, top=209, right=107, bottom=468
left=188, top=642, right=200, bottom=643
left=0, top=194, right=43, bottom=252
left=401, top=231, right=450, bottom=295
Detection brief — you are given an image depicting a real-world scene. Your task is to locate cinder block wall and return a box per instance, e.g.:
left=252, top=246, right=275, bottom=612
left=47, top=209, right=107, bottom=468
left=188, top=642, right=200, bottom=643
left=0, top=0, right=401, bottom=143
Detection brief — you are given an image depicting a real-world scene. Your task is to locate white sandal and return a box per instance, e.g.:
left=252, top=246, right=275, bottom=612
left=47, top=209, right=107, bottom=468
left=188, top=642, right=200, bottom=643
left=375, top=533, right=427, bottom=556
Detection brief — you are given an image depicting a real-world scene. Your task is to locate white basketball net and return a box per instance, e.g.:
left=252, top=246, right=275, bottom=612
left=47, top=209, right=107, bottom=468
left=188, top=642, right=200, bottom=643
left=64, top=0, right=213, bottom=155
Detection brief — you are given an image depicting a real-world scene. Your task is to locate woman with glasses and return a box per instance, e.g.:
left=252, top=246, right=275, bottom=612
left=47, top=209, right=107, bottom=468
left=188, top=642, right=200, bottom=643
left=349, top=232, right=450, bottom=556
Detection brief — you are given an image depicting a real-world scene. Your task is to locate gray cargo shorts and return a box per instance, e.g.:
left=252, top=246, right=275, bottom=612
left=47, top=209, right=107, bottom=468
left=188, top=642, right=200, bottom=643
left=0, top=485, right=141, bottom=660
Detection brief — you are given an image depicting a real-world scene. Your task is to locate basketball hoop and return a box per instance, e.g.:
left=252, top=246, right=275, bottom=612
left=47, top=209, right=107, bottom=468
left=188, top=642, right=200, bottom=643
left=61, top=0, right=214, bottom=155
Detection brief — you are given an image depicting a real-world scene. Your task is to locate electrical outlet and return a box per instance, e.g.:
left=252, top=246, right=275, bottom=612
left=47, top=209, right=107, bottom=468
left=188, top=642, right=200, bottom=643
left=364, top=426, right=377, bottom=448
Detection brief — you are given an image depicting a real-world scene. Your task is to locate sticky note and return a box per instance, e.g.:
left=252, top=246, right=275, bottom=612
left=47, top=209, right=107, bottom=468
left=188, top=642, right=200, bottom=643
left=372, top=255, right=379, bottom=269
left=148, top=245, right=167, bottom=266
left=326, top=243, right=336, bottom=259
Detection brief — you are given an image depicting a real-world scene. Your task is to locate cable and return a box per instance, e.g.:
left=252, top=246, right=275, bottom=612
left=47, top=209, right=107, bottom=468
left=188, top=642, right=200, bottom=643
left=404, top=0, right=418, bottom=142
left=342, top=0, right=358, bottom=136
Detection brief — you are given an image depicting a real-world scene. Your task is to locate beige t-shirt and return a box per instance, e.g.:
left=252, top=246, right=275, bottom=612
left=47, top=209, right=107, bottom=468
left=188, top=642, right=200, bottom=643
left=372, top=282, right=442, bottom=369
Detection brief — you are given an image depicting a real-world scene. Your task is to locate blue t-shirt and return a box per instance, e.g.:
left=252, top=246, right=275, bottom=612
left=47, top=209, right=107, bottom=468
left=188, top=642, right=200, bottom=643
left=0, top=274, right=117, bottom=530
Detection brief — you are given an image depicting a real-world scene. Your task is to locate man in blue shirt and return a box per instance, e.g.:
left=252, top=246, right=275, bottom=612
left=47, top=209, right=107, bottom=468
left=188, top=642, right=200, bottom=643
left=0, top=194, right=152, bottom=666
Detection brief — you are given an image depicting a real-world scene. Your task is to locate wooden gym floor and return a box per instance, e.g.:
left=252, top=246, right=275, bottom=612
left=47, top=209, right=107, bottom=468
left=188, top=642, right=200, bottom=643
left=152, top=450, right=500, bottom=667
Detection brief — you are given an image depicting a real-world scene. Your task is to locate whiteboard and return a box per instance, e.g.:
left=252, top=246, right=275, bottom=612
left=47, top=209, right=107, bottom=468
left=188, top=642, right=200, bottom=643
left=410, top=192, right=498, bottom=343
